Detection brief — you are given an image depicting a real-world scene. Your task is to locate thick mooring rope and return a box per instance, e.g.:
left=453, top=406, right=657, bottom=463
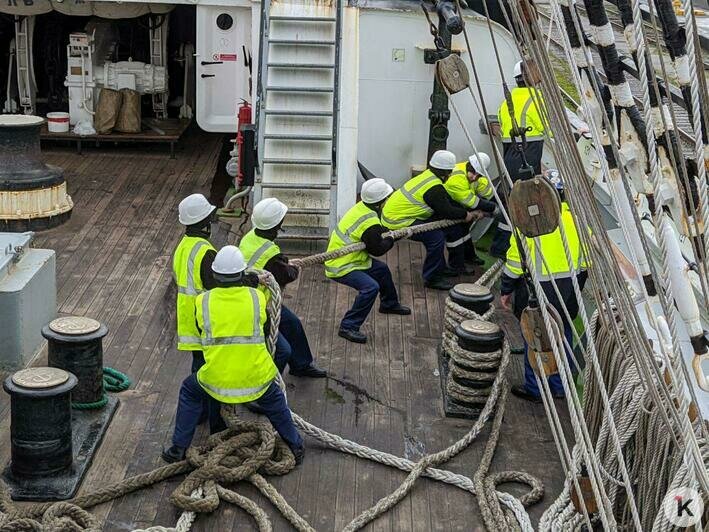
left=289, top=218, right=465, bottom=268
left=0, top=253, right=540, bottom=531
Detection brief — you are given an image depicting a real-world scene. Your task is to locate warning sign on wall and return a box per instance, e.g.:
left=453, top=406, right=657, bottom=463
left=212, top=53, right=237, bottom=62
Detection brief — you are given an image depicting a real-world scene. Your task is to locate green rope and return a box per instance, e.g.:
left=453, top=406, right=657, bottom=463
left=103, top=366, right=132, bottom=392
left=71, top=367, right=132, bottom=410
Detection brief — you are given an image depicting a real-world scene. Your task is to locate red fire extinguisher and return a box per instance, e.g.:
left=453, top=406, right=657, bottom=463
left=235, top=99, right=252, bottom=185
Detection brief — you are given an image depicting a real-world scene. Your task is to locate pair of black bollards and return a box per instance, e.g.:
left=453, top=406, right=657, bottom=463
left=444, top=284, right=505, bottom=414
left=2, top=317, right=107, bottom=490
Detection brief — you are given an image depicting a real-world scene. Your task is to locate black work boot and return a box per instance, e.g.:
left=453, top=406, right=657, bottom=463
left=161, top=445, right=186, bottom=463
left=292, top=446, right=305, bottom=465
left=290, top=364, right=328, bottom=378
left=378, top=304, right=412, bottom=315
left=339, top=328, right=367, bottom=344
left=511, top=385, right=543, bottom=404
left=424, top=276, right=454, bottom=291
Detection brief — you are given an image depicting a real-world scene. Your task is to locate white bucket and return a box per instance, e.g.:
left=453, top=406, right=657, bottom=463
left=47, top=112, right=70, bottom=133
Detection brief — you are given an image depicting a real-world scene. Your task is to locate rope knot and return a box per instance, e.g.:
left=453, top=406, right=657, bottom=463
left=169, top=414, right=295, bottom=514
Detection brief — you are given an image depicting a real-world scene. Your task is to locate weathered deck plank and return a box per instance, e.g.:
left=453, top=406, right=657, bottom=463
left=0, top=132, right=572, bottom=531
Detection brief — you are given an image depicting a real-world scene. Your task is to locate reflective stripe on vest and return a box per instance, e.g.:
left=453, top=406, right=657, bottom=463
left=177, top=241, right=208, bottom=296
left=400, top=176, right=437, bottom=214
left=247, top=240, right=278, bottom=269
left=499, top=87, right=545, bottom=141
left=200, top=289, right=265, bottom=346
left=445, top=168, right=480, bottom=210
left=198, top=378, right=272, bottom=399
left=239, top=230, right=281, bottom=271
left=325, top=202, right=382, bottom=278
left=504, top=204, right=584, bottom=282
left=334, top=212, right=378, bottom=245
left=381, top=212, right=417, bottom=227
left=174, top=236, right=215, bottom=351
left=178, top=335, right=202, bottom=345
left=381, top=171, right=441, bottom=229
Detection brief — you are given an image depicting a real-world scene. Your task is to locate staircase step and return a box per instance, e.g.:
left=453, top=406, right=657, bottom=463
left=264, top=134, right=333, bottom=141
left=262, top=158, right=332, bottom=166
left=267, top=62, right=335, bottom=69
left=265, top=109, right=333, bottom=117
left=269, top=39, right=335, bottom=46
left=266, top=86, right=334, bottom=93
left=270, top=16, right=336, bottom=22
left=260, top=181, right=331, bottom=189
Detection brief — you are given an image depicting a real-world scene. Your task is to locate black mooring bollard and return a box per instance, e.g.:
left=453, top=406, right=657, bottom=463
left=43, top=317, right=108, bottom=405
left=455, top=319, right=504, bottom=353
left=448, top=283, right=494, bottom=316
left=3, top=367, right=78, bottom=478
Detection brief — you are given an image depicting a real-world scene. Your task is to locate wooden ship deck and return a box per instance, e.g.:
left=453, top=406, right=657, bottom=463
left=0, top=130, right=571, bottom=531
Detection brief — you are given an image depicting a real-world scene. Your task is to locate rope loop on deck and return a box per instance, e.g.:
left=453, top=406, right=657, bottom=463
left=72, top=367, right=132, bottom=410
left=0, top=243, right=536, bottom=532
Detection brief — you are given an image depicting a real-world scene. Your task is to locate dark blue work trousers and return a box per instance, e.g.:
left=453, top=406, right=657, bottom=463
left=410, top=220, right=468, bottom=280
left=410, top=220, right=446, bottom=281
left=445, top=223, right=469, bottom=271
left=171, top=375, right=303, bottom=452
left=332, top=259, right=400, bottom=331
left=273, top=304, right=314, bottom=373
left=523, top=321, right=575, bottom=397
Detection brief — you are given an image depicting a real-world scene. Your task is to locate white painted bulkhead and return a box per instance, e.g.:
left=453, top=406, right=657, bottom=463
left=26, top=0, right=518, bottom=226
left=196, top=5, right=253, bottom=132
left=248, top=1, right=518, bottom=223
left=355, top=9, right=518, bottom=189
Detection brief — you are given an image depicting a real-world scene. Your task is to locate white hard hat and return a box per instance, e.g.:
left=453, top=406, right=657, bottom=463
left=212, top=245, right=247, bottom=275
left=545, top=168, right=564, bottom=191
left=429, top=150, right=457, bottom=171
left=468, top=152, right=491, bottom=175
left=361, top=178, right=393, bottom=204
left=513, top=60, right=523, bottom=78
left=251, top=198, right=288, bottom=230
left=178, top=193, right=216, bottom=225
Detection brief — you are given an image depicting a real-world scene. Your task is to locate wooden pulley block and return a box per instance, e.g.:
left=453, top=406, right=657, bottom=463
left=528, top=350, right=557, bottom=376
left=570, top=473, right=599, bottom=515
left=508, top=175, right=561, bottom=237
left=436, top=54, right=469, bottom=95
left=521, top=304, right=563, bottom=376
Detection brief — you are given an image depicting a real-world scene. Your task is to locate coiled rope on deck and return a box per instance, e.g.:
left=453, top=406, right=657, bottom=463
left=0, top=246, right=541, bottom=531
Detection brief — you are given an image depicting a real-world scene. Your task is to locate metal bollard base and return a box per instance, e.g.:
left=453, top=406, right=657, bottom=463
left=3, top=395, right=119, bottom=501
left=438, top=347, right=483, bottom=420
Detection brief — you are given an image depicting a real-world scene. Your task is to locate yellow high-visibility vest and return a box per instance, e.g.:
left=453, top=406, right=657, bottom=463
left=497, top=87, right=546, bottom=142
left=504, top=202, right=588, bottom=280
left=240, top=229, right=280, bottom=270
left=173, top=235, right=216, bottom=351
left=195, top=286, right=277, bottom=404
left=381, top=169, right=442, bottom=229
left=324, top=202, right=380, bottom=278
left=452, top=162, right=494, bottom=201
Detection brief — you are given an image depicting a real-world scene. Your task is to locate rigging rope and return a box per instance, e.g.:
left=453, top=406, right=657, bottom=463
left=0, top=262, right=541, bottom=532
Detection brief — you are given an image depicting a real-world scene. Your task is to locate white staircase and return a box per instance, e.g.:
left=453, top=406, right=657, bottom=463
left=254, top=0, right=342, bottom=241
